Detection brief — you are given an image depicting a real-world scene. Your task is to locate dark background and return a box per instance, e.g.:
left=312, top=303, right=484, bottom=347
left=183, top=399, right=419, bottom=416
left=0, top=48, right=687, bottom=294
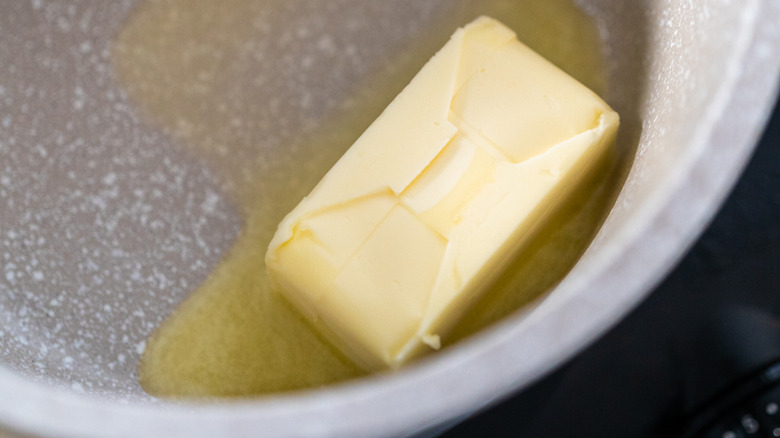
left=443, top=94, right=780, bottom=437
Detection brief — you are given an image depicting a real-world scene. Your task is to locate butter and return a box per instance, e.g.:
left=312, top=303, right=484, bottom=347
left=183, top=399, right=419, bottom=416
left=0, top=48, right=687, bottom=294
left=265, top=16, right=619, bottom=370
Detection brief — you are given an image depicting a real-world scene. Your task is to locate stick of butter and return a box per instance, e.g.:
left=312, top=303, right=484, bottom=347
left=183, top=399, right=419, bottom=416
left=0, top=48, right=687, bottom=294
left=266, top=16, right=619, bottom=370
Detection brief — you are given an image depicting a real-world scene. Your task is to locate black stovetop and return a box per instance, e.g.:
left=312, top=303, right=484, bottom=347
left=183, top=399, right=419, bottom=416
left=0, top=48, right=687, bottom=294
left=443, top=95, right=780, bottom=438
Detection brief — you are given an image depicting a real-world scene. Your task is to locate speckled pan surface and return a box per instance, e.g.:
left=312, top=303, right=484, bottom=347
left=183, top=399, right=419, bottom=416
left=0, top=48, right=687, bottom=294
left=0, top=0, right=779, bottom=437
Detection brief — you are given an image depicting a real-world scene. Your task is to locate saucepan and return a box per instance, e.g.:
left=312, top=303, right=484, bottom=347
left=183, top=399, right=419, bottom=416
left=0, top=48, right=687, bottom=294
left=0, top=0, right=779, bottom=437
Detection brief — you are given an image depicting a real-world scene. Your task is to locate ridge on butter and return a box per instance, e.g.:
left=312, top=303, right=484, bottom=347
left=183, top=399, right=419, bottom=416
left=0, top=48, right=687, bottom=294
left=265, top=16, right=619, bottom=371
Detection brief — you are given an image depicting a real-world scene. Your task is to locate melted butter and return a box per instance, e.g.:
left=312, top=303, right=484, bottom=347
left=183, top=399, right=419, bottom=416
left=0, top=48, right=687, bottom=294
left=113, top=0, right=614, bottom=398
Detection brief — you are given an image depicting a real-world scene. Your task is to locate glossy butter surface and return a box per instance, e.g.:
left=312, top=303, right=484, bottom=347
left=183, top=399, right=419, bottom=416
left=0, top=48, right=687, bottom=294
left=267, top=16, right=619, bottom=370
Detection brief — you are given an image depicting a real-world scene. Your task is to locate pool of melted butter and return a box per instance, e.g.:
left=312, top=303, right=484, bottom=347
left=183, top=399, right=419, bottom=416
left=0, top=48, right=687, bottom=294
left=112, top=0, right=617, bottom=398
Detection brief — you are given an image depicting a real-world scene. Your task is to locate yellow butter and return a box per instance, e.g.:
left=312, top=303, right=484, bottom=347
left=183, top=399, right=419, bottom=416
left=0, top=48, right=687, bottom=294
left=265, top=16, right=619, bottom=370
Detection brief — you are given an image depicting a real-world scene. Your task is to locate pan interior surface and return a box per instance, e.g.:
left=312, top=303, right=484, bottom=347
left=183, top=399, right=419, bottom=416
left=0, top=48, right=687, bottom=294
left=0, top=0, right=634, bottom=400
